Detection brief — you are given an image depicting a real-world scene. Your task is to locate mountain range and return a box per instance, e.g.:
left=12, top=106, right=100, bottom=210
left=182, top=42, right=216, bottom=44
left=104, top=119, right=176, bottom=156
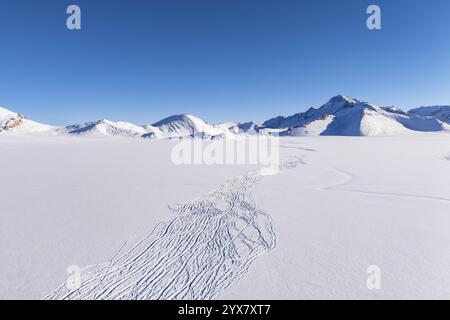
left=1, top=95, right=449, bottom=138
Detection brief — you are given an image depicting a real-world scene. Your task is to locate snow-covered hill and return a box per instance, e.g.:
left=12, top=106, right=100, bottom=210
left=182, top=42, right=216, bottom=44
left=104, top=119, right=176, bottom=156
left=66, top=120, right=152, bottom=138
left=152, top=114, right=226, bottom=139
left=215, top=121, right=261, bottom=134
left=0, top=107, right=60, bottom=135
left=1, top=96, right=450, bottom=138
left=265, top=95, right=450, bottom=136
left=408, top=106, right=450, bottom=124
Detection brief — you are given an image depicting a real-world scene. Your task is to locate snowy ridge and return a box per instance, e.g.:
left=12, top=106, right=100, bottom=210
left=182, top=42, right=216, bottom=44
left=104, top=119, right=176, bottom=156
left=215, top=121, right=261, bottom=134
left=0, top=107, right=22, bottom=132
left=0, top=107, right=60, bottom=135
left=409, top=106, right=450, bottom=124
left=66, top=120, right=150, bottom=138
left=152, top=114, right=226, bottom=139
left=265, top=95, right=450, bottom=136
left=2, top=96, right=450, bottom=138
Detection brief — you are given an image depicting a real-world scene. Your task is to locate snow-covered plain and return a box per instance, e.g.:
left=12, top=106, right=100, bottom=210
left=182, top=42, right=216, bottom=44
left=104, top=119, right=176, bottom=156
left=0, top=133, right=450, bottom=299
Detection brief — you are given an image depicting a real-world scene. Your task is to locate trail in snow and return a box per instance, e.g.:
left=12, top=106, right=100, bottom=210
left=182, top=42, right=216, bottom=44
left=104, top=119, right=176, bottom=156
left=320, top=167, right=450, bottom=203
left=279, top=145, right=317, bottom=152
left=44, top=157, right=305, bottom=300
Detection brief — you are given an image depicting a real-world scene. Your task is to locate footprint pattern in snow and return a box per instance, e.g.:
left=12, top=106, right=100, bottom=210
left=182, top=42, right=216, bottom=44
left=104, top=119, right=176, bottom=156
left=45, top=172, right=276, bottom=300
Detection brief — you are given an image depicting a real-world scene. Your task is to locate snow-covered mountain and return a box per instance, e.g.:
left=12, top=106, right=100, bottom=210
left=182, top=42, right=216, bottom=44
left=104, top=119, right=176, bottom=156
left=152, top=114, right=228, bottom=139
left=408, top=106, right=450, bottom=124
left=66, top=120, right=152, bottom=138
left=215, top=121, right=261, bottom=134
left=236, top=121, right=261, bottom=133
left=0, top=107, right=60, bottom=135
left=1, top=96, right=450, bottom=138
left=264, top=95, right=450, bottom=136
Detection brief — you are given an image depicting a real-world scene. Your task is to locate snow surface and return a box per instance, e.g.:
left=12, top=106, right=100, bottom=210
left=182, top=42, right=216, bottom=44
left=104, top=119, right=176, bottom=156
left=222, top=134, right=450, bottom=299
left=1, top=134, right=450, bottom=299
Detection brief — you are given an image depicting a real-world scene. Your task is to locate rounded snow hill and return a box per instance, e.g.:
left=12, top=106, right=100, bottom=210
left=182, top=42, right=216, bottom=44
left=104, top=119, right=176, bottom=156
left=0, top=107, right=60, bottom=136
left=66, top=120, right=151, bottom=138
left=152, top=114, right=226, bottom=138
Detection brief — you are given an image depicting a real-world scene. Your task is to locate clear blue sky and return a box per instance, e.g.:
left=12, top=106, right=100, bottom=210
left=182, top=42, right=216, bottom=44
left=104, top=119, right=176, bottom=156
left=0, top=0, right=449, bottom=125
